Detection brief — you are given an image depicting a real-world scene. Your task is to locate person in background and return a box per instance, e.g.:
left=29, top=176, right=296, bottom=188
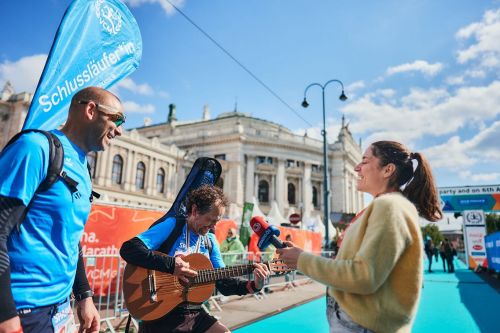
left=277, top=140, right=442, bottom=333
left=444, top=238, right=455, bottom=273
left=220, top=228, right=245, bottom=266
left=439, top=241, right=447, bottom=272
left=424, top=239, right=435, bottom=273
left=0, top=87, right=125, bottom=333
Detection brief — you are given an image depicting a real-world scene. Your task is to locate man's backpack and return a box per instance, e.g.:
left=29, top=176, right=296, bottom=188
left=2, top=129, right=99, bottom=201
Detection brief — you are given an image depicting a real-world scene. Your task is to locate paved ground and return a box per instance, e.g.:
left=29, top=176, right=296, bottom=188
left=207, top=277, right=325, bottom=330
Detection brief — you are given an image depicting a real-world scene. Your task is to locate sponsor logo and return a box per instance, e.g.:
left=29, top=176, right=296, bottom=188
left=252, top=223, right=261, bottom=232
left=472, top=244, right=483, bottom=251
left=465, top=211, right=483, bottom=225
left=95, top=0, right=122, bottom=35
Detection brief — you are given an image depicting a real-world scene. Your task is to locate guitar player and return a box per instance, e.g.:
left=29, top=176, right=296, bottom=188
left=120, top=185, right=270, bottom=333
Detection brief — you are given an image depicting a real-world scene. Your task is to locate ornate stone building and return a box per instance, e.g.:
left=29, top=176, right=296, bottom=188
left=135, top=104, right=364, bottom=220
left=0, top=83, right=363, bottom=226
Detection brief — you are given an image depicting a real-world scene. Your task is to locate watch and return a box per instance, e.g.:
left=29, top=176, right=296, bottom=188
left=74, top=290, right=94, bottom=301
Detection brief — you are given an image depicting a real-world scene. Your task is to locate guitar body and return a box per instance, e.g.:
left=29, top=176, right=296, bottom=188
left=123, top=253, right=215, bottom=321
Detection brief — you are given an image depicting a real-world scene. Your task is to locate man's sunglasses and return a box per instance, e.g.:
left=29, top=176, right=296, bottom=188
left=78, top=100, right=126, bottom=127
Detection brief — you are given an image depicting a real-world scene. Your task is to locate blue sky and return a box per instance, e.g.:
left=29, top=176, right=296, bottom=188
left=1, top=0, right=499, bottom=188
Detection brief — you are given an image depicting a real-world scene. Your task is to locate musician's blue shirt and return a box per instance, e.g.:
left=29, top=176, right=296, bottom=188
left=138, top=217, right=225, bottom=268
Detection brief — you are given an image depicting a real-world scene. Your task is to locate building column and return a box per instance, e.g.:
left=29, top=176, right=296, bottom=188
left=245, top=155, right=255, bottom=202
left=123, top=150, right=135, bottom=191
left=276, top=159, right=285, bottom=211
left=302, top=163, right=312, bottom=217
left=146, top=156, right=157, bottom=195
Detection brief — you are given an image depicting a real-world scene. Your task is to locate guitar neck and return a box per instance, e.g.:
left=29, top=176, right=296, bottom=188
left=193, top=263, right=258, bottom=284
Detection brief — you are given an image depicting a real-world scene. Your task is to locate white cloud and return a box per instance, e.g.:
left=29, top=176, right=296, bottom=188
left=0, top=54, right=46, bottom=93
left=456, top=8, right=500, bottom=69
left=421, top=120, right=500, bottom=172
left=122, top=100, right=156, bottom=114
left=459, top=171, right=500, bottom=182
left=343, top=80, right=500, bottom=144
left=386, top=60, right=444, bottom=77
left=446, top=75, right=465, bottom=86
left=125, top=0, right=185, bottom=16
left=115, top=78, right=154, bottom=95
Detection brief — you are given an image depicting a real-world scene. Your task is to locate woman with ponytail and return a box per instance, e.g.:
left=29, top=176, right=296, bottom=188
left=277, top=141, right=442, bottom=333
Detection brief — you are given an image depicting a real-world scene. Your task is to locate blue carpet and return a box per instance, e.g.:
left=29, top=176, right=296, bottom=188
left=234, top=256, right=500, bottom=333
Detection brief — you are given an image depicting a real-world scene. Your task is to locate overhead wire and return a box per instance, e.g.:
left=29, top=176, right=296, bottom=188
left=164, top=0, right=314, bottom=127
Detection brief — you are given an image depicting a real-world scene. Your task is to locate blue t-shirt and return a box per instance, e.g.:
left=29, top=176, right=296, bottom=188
left=138, top=217, right=225, bottom=268
left=1, top=130, right=91, bottom=309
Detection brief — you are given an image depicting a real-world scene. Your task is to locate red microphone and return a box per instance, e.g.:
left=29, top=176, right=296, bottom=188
left=250, top=216, right=285, bottom=249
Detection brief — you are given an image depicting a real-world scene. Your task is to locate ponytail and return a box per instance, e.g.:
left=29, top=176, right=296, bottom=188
left=371, top=141, right=442, bottom=221
left=402, top=152, right=442, bottom=221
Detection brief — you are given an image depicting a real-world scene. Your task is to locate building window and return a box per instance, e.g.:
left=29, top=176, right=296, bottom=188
left=258, top=180, right=269, bottom=203
left=286, top=159, right=295, bottom=168
left=288, top=183, right=296, bottom=204
left=256, top=156, right=273, bottom=165
left=156, top=168, right=165, bottom=194
left=111, top=155, right=123, bottom=185
left=135, top=162, right=146, bottom=190
left=214, top=154, right=226, bottom=160
left=312, top=186, right=319, bottom=208
left=312, top=164, right=319, bottom=172
left=87, top=151, right=97, bottom=179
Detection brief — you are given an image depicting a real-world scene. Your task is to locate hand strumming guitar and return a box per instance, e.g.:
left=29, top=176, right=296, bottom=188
left=173, top=256, right=197, bottom=283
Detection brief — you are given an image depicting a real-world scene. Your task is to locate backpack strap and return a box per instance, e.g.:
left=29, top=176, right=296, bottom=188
left=4, top=129, right=64, bottom=192
left=157, top=217, right=187, bottom=254
left=86, top=162, right=101, bottom=202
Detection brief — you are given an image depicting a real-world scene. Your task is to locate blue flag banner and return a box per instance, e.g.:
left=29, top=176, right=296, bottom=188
left=23, top=0, right=142, bottom=130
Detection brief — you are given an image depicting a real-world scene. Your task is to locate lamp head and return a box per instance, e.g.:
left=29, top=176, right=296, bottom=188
left=339, top=91, right=348, bottom=101
left=301, top=98, right=309, bottom=108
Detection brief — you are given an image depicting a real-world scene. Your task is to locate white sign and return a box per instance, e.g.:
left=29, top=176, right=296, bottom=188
left=438, top=185, right=500, bottom=196
left=463, top=210, right=487, bottom=269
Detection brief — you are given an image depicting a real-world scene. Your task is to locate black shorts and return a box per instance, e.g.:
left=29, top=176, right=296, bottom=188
left=139, top=306, right=218, bottom=333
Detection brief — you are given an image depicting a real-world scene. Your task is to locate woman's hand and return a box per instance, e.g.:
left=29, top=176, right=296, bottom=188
left=276, top=241, right=304, bottom=270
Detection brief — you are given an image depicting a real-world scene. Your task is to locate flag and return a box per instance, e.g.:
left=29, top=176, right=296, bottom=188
left=239, top=202, right=254, bottom=247
left=23, top=0, right=142, bottom=130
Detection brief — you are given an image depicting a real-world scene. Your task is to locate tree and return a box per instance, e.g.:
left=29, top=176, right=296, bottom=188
left=421, top=224, right=443, bottom=246
left=486, top=213, right=500, bottom=235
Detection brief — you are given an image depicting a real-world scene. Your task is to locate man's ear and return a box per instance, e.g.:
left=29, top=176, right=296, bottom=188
left=191, top=204, right=198, bottom=217
left=383, top=163, right=396, bottom=178
left=83, top=101, right=98, bottom=121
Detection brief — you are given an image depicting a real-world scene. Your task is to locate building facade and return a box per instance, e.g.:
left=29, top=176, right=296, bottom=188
left=135, top=104, right=364, bottom=220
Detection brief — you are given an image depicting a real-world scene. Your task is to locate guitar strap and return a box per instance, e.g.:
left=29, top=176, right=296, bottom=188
left=157, top=216, right=212, bottom=255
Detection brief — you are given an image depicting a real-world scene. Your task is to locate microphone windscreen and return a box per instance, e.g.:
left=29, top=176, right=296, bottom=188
left=249, top=216, right=269, bottom=237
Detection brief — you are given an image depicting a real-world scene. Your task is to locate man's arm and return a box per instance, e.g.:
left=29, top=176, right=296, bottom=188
left=0, top=196, right=27, bottom=330
left=120, top=237, right=177, bottom=273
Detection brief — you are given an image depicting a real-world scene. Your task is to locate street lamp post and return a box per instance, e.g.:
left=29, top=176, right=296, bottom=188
left=301, top=79, right=347, bottom=248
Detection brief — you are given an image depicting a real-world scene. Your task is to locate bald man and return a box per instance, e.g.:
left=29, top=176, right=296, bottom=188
left=0, top=87, right=124, bottom=333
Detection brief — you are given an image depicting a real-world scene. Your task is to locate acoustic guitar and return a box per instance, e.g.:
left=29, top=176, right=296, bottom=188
left=122, top=252, right=292, bottom=321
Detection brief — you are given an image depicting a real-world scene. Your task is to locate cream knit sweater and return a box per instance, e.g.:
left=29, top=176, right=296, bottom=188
left=298, top=192, right=423, bottom=333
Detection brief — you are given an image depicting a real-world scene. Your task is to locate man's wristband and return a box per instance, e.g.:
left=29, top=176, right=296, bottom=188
left=74, top=290, right=93, bottom=302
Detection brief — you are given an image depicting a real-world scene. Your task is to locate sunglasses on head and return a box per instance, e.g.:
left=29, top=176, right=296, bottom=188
left=78, top=100, right=126, bottom=127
